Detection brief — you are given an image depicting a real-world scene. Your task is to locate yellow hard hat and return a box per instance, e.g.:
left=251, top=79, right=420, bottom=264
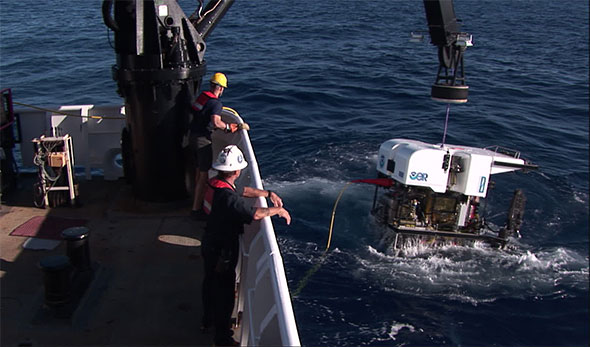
left=210, top=72, right=228, bottom=88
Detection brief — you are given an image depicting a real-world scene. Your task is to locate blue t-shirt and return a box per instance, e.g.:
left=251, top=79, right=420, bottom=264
left=190, top=95, right=222, bottom=138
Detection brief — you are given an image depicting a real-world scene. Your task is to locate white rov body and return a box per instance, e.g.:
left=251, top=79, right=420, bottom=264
left=377, top=139, right=529, bottom=198
left=373, top=139, right=536, bottom=248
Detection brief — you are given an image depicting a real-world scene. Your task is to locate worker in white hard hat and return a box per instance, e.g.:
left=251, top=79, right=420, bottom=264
left=200, top=145, right=290, bottom=346
left=188, top=72, right=250, bottom=221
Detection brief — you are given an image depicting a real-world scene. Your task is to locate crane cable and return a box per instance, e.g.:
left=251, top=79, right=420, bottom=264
left=441, top=103, right=451, bottom=146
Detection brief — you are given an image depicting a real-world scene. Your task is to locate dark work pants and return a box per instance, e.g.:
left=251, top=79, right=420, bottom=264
left=202, top=242, right=238, bottom=345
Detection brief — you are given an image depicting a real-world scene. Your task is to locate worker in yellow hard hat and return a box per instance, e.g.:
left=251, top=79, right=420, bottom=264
left=188, top=72, right=249, bottom=220
left=210, top=72, right=227, bottom=88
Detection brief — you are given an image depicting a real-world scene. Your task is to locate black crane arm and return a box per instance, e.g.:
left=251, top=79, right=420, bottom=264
left=423, top=0, right=472, bottom=103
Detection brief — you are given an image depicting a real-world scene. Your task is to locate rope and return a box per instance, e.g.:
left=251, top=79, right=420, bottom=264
left=12, top=101, right=125, bottom=120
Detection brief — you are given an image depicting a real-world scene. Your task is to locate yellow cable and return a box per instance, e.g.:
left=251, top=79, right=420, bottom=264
left=291, top=257, right=325, bottom=297
left=12, top=101, right=125, bottom=120
left=292, top=181, right=354, bottom=297
left=325, top=181, right=353, bottom=252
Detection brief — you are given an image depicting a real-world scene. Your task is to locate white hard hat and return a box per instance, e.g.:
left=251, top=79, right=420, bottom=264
left=212, top=145, right=248, bottom=171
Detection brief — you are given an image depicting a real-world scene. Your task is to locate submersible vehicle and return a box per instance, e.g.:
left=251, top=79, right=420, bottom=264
left=371, top=140, right=537, bottom=249
left=370, top=0, right=538, bottom=250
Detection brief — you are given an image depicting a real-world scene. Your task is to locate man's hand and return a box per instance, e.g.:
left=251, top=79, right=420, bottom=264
left=268, top=191, right=284, bottom=208
left=277, top=207, right=291, bottom=225
left=253, top=206, right=291, bottom=225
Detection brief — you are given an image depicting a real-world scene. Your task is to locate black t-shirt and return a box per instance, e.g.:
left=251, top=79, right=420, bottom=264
left=204, top=185, right=256, bottom=249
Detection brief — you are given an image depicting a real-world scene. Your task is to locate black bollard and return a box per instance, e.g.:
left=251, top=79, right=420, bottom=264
left=62, top=226, right=91, bottom=272
left=39, top=255, right=72, bottom=307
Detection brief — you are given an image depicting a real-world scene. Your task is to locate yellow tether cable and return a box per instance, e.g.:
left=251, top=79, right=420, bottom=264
left=325, top=181, right=354, bottom=252
left=12, top=101, right=126, bottom=120
left=292, top=181, right=354, bottom=297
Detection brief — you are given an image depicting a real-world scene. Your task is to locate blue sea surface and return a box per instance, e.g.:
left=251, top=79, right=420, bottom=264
left=1, top=0, right=588, bottom=346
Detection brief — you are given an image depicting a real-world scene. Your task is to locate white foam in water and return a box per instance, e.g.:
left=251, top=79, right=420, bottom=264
left=363, top=320, right=417, bottom=345
left=388, top=321, right=416, bottom=341
left=573, top=191, right=587, bottom=204
left=358, top=239, right=589, bottom=306
left=516, top=250, right=549, bottom=270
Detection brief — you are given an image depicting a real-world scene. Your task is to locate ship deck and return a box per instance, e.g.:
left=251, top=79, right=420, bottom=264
left=1, top=175, right=215, bottom=346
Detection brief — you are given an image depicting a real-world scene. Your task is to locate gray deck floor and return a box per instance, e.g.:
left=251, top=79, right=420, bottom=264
left=1, top=176, right=214, bottom=346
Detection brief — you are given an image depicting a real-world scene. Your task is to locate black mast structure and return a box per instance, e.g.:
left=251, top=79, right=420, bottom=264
left=102, top=0, right=234, bottom=201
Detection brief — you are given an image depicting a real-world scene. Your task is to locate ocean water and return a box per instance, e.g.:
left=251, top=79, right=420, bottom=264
left=1, top=0, right=588, bottom=346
